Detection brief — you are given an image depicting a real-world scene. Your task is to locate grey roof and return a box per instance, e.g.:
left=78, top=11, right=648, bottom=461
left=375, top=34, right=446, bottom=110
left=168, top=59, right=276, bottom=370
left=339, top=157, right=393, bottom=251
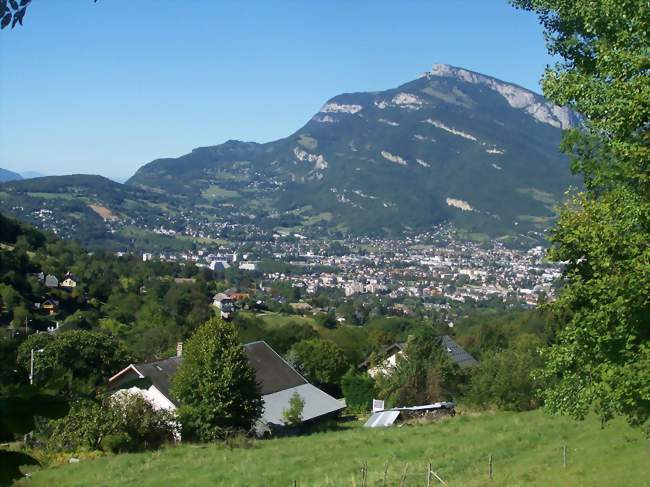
left=441, top=335, right=478, bottom=367
left=243, top=341, right=307, bottom=395
left=359, top=335, right=477, bottom=369
left=260, top=383, right=344, bottom=427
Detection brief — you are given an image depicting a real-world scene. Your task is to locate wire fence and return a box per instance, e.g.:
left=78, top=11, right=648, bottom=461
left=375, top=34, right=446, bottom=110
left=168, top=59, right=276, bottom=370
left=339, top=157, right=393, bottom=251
left=288, top=444, right=571, bottom=486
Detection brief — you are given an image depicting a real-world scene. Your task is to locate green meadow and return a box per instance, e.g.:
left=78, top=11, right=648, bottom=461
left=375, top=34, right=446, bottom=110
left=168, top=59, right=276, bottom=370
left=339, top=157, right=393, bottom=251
left=20, top=410, right=649, bottom=486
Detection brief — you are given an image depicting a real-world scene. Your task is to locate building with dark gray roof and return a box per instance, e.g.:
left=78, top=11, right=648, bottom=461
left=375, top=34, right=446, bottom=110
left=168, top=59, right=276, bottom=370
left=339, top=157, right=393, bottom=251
left=108, top=341, right=344, bottom=434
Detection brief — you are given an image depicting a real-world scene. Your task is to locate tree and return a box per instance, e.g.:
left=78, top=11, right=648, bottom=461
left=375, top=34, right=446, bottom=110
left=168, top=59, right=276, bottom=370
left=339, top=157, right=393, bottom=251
left=1, top=1, right=98, bottom=30
left=511, top=0, right=650, bottom=433
left=171, top=318, right=263, bottom=441
left=375, top=327, right=461, bottom=407
left=281, top=391, right=305, bottom=428
left=288, top=339, right=349, bottom=395
left=466, top=349, right=541, bottom=411
left=16, top=330, right=131, bottom=397
left=0, top=383, right=69, bottom=485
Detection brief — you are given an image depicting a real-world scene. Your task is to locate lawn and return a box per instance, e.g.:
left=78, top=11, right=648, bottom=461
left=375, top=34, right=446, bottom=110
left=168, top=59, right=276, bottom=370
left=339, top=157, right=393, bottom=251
left=20, top=410, right=649, bottom=486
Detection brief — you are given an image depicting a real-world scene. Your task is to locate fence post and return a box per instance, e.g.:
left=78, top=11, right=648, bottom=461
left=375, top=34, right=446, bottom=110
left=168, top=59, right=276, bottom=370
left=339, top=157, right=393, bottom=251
left=563, top=445, right=567, bottom=468
left=292, top=481, right=297, bottom=487
left=427, top=463, right=432, bottom=487
left=381, top=462, right=388, bottom=487
left=489, top=454, right=493, bottom=480
left=399, top=463, right=409, bottom=487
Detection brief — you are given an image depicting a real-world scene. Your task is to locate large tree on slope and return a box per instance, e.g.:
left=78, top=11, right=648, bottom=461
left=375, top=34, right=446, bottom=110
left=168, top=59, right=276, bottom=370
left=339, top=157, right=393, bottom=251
left=510, top=0, right=649, bottom=433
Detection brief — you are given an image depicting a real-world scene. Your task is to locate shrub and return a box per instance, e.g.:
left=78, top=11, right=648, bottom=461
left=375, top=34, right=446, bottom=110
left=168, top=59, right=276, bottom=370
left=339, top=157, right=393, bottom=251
left=100, top=433, right=131, bottom=454
left=465, top=349, right=541, bottom=411
left=341, top=369, right=376, bottom=412
left=281, top=391, right=305, bottom=427
left=49, top=393, right=176, bottom=453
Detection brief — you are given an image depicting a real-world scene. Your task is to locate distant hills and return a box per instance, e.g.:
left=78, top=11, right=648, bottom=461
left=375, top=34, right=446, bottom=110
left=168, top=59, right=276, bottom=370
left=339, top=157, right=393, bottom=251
left=0, top=64, right=581, bottom=246
left=0, top=168, right=22, bottom=182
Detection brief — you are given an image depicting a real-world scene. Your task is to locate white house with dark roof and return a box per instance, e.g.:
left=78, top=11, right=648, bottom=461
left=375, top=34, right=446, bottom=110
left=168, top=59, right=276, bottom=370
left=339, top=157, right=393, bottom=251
left=358, top=335, right=478, bottom=378
left=107, top=341, right=344, bottom=435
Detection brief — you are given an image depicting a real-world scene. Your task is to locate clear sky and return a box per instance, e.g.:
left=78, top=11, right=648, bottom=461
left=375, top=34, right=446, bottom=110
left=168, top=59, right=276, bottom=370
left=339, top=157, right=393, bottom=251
left=0, top=1, right=552, bottom=181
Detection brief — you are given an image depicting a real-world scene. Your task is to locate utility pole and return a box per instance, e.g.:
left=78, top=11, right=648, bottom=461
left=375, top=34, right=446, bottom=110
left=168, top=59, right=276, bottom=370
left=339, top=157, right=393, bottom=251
left=29, top=348, right=44, bottom=385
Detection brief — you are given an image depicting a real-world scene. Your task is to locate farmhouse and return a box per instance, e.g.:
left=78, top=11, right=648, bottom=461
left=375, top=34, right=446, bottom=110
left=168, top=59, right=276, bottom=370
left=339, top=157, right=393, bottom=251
left=107, top=341, right=344, bottom=435
left=359, top=335, right=478, bottom=378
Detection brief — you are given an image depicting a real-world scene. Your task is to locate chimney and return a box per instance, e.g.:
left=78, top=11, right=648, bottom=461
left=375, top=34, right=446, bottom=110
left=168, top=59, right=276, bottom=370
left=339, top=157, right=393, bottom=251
left=176, top=342, right=183, bottom=357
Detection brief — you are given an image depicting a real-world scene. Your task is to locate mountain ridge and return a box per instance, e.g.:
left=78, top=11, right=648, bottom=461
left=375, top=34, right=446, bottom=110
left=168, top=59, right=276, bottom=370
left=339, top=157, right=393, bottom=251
left=0, top=64, right=581, bottom=246
left=128, top=64, right=580, bottom=237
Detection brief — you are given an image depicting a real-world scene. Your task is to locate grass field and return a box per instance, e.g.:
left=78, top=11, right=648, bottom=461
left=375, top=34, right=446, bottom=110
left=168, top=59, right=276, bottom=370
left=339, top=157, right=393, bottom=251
left=20, top=410, right=649, bottom=486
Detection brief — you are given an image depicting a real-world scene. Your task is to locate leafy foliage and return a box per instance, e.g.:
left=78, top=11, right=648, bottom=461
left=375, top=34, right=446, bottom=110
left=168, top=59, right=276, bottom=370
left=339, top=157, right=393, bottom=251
left=172, top=318, right=263, bottom=441
left=288, top=339, right=349, bottom=395
left=49, top=393, right=176, bottom=453
left=511, top=0, right=650, bottom=433
left=281, top=391, right=305, bottom=428
left=0, top=0, right=30, bottom=30
left=16, top=330, right=132, bottom=397
left=0, top=382, right=69, bottom=485
left=340, top=369, right=376, bottom=412
left=375, top=327, right=462, bottom=407
left=466, top=348, right=542, bottom=411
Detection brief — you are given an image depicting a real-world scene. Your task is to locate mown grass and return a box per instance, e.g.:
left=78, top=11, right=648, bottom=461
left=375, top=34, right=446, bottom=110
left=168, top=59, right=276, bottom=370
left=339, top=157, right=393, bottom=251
left=20, top=410, right=649, bottom=486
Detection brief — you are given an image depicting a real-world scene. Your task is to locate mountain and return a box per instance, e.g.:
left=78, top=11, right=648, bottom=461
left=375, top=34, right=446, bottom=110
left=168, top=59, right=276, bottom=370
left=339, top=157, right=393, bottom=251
left=0, top=65, right=580, bottom=247
left=128, top=64, right=580, bottom=239
left=0, top=175, right=185, bottom=248
left=0, top=168, right=22, bottom=182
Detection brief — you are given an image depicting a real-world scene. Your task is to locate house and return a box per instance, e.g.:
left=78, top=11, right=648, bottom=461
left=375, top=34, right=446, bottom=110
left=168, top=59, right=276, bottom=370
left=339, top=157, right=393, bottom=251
left=107, top=341, right=344, bottom=436
left=41, top=299, right=59, bottom=315
left=358, top=335, right=478, bottom=378
left=44, top=274, right=59, bottom=288
left=61, top=278, right=77, bottom=289
left=212, top=293, right=235, bottom=320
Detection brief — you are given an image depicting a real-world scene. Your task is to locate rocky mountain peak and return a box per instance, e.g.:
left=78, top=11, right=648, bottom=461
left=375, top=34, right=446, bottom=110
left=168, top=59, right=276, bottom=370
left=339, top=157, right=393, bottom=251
left=423, top=64, right=578, bottom=129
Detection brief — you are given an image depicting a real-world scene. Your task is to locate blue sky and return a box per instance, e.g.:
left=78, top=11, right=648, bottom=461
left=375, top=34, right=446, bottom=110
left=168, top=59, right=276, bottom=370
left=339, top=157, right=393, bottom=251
left=0, top=1, right=552, bottom=181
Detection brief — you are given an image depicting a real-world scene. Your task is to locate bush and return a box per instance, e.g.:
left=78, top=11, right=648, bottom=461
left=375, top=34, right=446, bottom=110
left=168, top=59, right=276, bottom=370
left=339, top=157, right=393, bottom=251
left=100, top=433, right=131, bottom=454
left=341, top=369, right=376, bottom=412
left=288, top=339, right=349, bottom=395
left=49, top=393, right=176, bottom=453
left=465, top=349, right=541, bottom=411
left=281, top=391, right=305, bottom=427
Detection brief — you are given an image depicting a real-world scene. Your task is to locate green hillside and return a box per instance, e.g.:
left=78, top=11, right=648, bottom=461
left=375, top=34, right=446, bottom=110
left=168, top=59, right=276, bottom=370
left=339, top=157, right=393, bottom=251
left=21, top=410, right=648, bottom=486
